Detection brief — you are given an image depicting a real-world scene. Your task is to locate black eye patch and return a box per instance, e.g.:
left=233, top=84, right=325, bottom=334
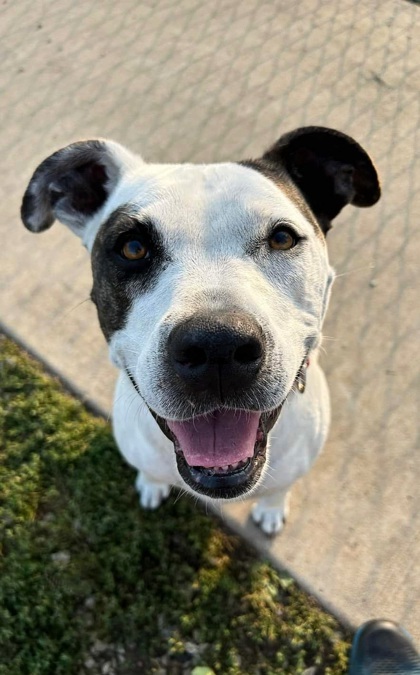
left=90, top=208, right=169, bottom=340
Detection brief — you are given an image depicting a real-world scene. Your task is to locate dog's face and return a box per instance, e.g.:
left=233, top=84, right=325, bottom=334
left=22, top=128, right=380, bottom=499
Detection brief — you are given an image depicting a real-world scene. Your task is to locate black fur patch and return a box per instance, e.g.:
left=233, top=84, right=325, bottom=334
left=21, top=140, right=117, bottom=233
left=50, top=161, right=108, bottom=216
left=21, top=191, right=54, bottom=232
left=242, top=127, right=380, bottom=235
left=90, top=207, right=170, bottom=340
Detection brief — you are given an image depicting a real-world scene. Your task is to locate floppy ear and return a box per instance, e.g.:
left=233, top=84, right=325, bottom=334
left=21, top=139, right=139, bottom=237
left=262, top=126, right=380, bottom=233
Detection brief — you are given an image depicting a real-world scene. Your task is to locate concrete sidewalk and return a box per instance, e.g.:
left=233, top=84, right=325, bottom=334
left=1, top=0, right=419, bottom=638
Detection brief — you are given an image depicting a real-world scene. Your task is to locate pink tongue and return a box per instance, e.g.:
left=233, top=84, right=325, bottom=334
left=167, top=410, right=260, bottom=468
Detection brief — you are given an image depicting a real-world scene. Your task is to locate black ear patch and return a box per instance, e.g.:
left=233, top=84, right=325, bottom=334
left=262, top=126, right=380, bottom=233
left=48, top=161, right=108, bottom=216
left=21, top=140, right=121, bottom=236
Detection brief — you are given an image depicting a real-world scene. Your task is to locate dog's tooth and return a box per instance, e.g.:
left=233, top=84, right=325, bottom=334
left=221, top=465, right=230, bottom=471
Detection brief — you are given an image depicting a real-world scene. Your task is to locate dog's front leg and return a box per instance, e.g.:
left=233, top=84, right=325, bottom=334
left=135, top=471, right=171, bottom=509
left=251, top=489, right=291, bottom=535
left=113, top=372, right=176, bottom=510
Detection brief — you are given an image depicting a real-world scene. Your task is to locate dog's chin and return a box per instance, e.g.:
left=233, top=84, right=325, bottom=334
left=151, top=406, right=282, bottom=499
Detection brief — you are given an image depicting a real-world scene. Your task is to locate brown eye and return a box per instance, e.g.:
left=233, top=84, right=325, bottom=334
left=269, top=228, right=297, bottom=251
left=121, top=240, right=148, bottom=260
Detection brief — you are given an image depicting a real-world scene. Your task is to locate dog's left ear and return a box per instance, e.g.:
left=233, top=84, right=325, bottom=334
left=262, top=126, right=380, bottom=233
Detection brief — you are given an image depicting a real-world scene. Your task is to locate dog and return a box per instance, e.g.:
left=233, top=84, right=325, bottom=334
left=21, top=126, right=380, bottom=534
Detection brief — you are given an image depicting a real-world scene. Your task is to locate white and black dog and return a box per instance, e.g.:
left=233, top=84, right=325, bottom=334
left=21, top=127, right=380, bottom=534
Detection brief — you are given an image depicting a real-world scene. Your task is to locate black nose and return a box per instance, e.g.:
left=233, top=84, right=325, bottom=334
left=168, top=311, right=265, bottom=397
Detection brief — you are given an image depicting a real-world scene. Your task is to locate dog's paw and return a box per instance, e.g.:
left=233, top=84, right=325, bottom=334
left=251, top=494, right=290, bottom=536
left=135, top=472, right=170, bottom=509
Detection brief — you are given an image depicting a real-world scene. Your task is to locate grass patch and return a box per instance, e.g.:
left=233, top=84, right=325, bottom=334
left=0, top=335, right=350, bottom=674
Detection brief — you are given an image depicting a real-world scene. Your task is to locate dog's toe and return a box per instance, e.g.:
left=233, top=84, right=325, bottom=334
left=252, top=503, right=285, bottom=536
left=135, top=472, right=170, bottom=509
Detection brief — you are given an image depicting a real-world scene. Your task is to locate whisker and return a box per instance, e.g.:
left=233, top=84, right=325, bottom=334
left=63, top=296, right=91, bottom=315
left=334, top=263, right=375, bottom=280
left=173, top=487, right=188, bottom=505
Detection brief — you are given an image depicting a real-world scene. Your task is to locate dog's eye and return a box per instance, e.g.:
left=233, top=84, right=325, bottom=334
left=121, top=240, right=149, bottom=260
left=268, top=227, right=297, bottom=251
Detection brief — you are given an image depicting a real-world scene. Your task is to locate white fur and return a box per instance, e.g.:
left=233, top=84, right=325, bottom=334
left=53, top=141, right=336, bottom=535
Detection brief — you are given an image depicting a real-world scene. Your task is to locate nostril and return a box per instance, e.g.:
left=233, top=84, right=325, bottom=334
left=234, top=340, right=263, bottom=365
left=176, top=345, right=207, bottom=368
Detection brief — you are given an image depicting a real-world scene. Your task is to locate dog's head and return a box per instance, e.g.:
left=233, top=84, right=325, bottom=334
left=21, top=127, right=380, bottom=499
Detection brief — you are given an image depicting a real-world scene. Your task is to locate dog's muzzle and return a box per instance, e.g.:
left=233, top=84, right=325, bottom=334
left=125, top=310, right=308, bottom=500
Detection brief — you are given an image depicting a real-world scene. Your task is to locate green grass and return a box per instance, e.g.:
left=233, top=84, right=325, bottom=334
left=0, top=334, right=351, bottom=674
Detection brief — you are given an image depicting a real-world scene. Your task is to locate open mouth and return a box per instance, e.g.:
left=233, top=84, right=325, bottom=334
left=152, top=406, right=282, bottom=499
left=125, top=355, right=308, bottom=500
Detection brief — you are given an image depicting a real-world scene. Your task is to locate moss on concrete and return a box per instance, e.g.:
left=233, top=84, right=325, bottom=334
left=0, top=335, right=350, bottom=674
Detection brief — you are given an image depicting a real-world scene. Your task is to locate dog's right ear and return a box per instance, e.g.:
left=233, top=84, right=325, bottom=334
left=21, top=139, right=139, bottom=238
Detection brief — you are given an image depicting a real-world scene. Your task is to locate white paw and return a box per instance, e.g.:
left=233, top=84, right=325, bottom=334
left=135, top=472, right=170, bottom=509
left=252, top=494, right=290, bottom=536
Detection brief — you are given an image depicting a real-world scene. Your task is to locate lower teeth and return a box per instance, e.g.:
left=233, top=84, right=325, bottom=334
left=197, top=459, right=249, bottom=475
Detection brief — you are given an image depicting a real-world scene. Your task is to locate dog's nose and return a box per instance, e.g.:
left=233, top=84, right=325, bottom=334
left=168, top=311, right=265, bottom=396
